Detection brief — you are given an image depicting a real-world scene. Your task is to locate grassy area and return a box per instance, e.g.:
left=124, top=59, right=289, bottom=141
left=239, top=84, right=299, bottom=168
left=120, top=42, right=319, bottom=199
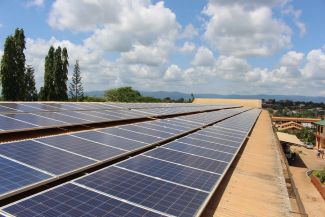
left=312, top=169, right=325, bottom=185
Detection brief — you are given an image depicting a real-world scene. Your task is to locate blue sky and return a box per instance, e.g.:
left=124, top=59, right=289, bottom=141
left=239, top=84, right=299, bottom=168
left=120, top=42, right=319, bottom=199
left=0, top=0, right=325, bottom=96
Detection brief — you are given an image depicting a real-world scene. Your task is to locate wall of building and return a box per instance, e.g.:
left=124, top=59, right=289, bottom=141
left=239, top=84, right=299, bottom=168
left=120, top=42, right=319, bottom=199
left=316, top=125, right=325, bottom=149
left=193, top=98, right=262, bottom=108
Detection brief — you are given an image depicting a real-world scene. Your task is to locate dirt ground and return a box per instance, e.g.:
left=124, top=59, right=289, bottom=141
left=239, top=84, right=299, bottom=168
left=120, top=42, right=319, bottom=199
left=289, top=146, right=325, bottom=217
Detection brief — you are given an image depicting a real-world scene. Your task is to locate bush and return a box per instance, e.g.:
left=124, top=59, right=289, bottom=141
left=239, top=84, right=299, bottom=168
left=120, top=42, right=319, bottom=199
left=313, top=169, right=325, bottom=183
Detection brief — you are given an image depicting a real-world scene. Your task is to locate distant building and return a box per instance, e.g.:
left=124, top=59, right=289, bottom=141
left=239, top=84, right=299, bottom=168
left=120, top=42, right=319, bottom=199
left=314, top=120, right=325, bottom=149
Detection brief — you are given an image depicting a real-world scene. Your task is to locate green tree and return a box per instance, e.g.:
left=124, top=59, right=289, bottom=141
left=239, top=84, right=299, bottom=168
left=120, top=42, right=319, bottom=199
left=69, top=60, right=84, bottom=101
left=60, top=47, right=69, bottom=100
left=0, top=28, right=26, bottom=101
left=40, top=46, right=68, bottom=101
left=105, top=87, right=141, bottom=102
left=24, top=65, right=38, bottom=101
left=1, top=36, right=16, bottom=100
left=14, top=28, right=26, bottom=100
left=53, top=46, right=63, bottom=100
left=40, top=46, right=55, bottom=100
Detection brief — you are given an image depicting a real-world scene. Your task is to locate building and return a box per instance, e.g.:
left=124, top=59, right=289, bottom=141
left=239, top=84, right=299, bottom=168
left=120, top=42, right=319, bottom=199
left=314, top=120, right=325, bottom=149
left=193, top=98, right=262, bottom=108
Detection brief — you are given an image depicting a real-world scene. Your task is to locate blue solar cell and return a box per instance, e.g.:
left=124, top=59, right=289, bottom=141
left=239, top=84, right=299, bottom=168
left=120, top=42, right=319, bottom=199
left=99, top=128, right=161, bottom=144
left=0, top=156, right=51, bottom=195
left=74, top=131, right=146, bottom=151
left=197, top=129, right=243, bottom=142
left=164, top=141, right=234, bottom=162
left=36, top=135, right=126, bottom=161
left=0, top=104, right=19, bottom=113
left=148, top=121, right=191, bottom=131
left=3, top=113, right=66, bottom=127
left=3, top=183, right=164, bottom=217
left=144, top=148, right=228, bottom=174
left=178, top=137, right=237, bottom=154
left=0, top=140, right=95, bottom=175
left=137, top=122, right=183, bottom=134
left=188, top=133, right=241, bottom=147
left=117, top=155, right=220, bottom=191
left=0, top=115, right=37, bottom=131
left=76, top=166, right=208, bottom=217
left=36, top=112, right=87, bottom=124
left=120, top=125, right=174, bottom=139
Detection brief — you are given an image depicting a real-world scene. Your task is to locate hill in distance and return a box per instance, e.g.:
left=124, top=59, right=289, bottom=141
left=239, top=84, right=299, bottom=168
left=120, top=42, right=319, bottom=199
left=85, top=90, right=325, bottom=103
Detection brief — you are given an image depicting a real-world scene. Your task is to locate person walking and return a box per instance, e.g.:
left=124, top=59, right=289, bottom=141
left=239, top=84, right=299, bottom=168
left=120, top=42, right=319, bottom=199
left=316, top=149, right=321, bottom=158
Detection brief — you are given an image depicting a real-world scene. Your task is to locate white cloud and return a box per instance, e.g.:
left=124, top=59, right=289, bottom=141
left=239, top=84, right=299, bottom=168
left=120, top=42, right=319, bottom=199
left=84, top=2, right=178, bottom=53
left=119, top=43, right=168, bottom=66
left=163, top=64, right=183, bottom=81
left=280, top=51, right=304, bottom=66
left=179, top=42, right=196, bottom=53
left=301, top=49, right=325, bottom=80
left=215, top=56, right=250, bottom=80
left=26, top=0, right=44, bottom=7
left=179, top=24, right=199, bottom=39
left=203, top=1, right=291, bottom=56
left=191, top=46, right=215, bottom=66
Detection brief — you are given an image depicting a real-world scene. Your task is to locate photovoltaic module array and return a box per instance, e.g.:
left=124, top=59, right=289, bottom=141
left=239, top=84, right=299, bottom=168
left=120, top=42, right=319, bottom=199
left=0, top=108, right=261, bottom=217
left=0, top=102, right=237, bottom=133
left=0, top=107, right=248, bottom=200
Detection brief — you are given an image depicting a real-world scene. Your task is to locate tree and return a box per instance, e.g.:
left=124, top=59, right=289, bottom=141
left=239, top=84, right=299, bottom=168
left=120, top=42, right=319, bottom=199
left=40, top=46, right=69, bottom=101
left=14, top=28, right=26, bottom=100
left=1, top=36, right=16, bottom=100
left=0, top=28, right=26, bottom=101
left=40, top=46, right=55, bottom=100
left=24, top=65, right=38, bottom=101
left=69, top=60, right=84, bottom=101
left=105, top=87, right=142, bottom=102
left=59, top=47, right=69, bottom=100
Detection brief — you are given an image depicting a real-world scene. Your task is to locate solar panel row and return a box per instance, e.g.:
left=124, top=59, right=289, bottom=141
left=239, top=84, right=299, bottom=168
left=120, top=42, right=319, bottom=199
left=1, top=109, right=261, bottom=217
left=0, top=104, right=236, bottom=134
left=0, top=108, right=247, bottom=201
left=0, top=102, right=232, bottom=114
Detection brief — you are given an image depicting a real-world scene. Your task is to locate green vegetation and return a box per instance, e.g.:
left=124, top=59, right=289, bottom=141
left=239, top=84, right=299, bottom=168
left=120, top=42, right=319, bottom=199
left=39, top=46, right=69, bottom=101
left=312, top=169, right=325, bottom=184
left=0, top=28, right=37, bottom=101
left=103, top=86, right=192, bottom=103
left=264, top=99, right=324, bottom=118
left=295, top=128, right=316, bottom=145
left=24, top=65, right=38, bottom=101
left=69, top=60, right=84, bottom=102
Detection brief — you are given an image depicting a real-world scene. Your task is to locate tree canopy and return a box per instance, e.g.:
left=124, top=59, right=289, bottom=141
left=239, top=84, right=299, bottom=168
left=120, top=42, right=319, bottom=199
left=69, top=60, right=84, bottom=101
left=105, top=87, right=142, bottom=102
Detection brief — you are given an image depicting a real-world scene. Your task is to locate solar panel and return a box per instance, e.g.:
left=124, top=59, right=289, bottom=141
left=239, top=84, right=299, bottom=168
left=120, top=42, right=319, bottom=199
left=144, top=148, right=228, bottom=174
left=188, top=133, right=241, bottom=148
left=2, top=108, right=261, bottom=217
left=75, top=166, right=208, bottom=217
left=116, top=155, right=220, bottom=191
left=120, top=125, right=174, bottom=139
left=2, top=113, right=67, bottom=127
left=2, top=183, right=165, bottom=217
left=164, top=141, right=234, bottom=162
left=36, top=135, right=126, bottom=161
left=0, top=115, right=38, bottom=131
left=0, top=156, right=51, bottom=196
left=99, top=128, right=162, bottom=144
left=74, top=131, right=147, bottom=151
left=177, top=137, right=237, bottom=154
left=0, top=140, right=95, bottom=175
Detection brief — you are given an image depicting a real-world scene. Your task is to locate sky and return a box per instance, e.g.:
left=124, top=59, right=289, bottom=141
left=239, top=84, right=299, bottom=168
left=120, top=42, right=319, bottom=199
left=0, top=0, right=325, bottom=96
